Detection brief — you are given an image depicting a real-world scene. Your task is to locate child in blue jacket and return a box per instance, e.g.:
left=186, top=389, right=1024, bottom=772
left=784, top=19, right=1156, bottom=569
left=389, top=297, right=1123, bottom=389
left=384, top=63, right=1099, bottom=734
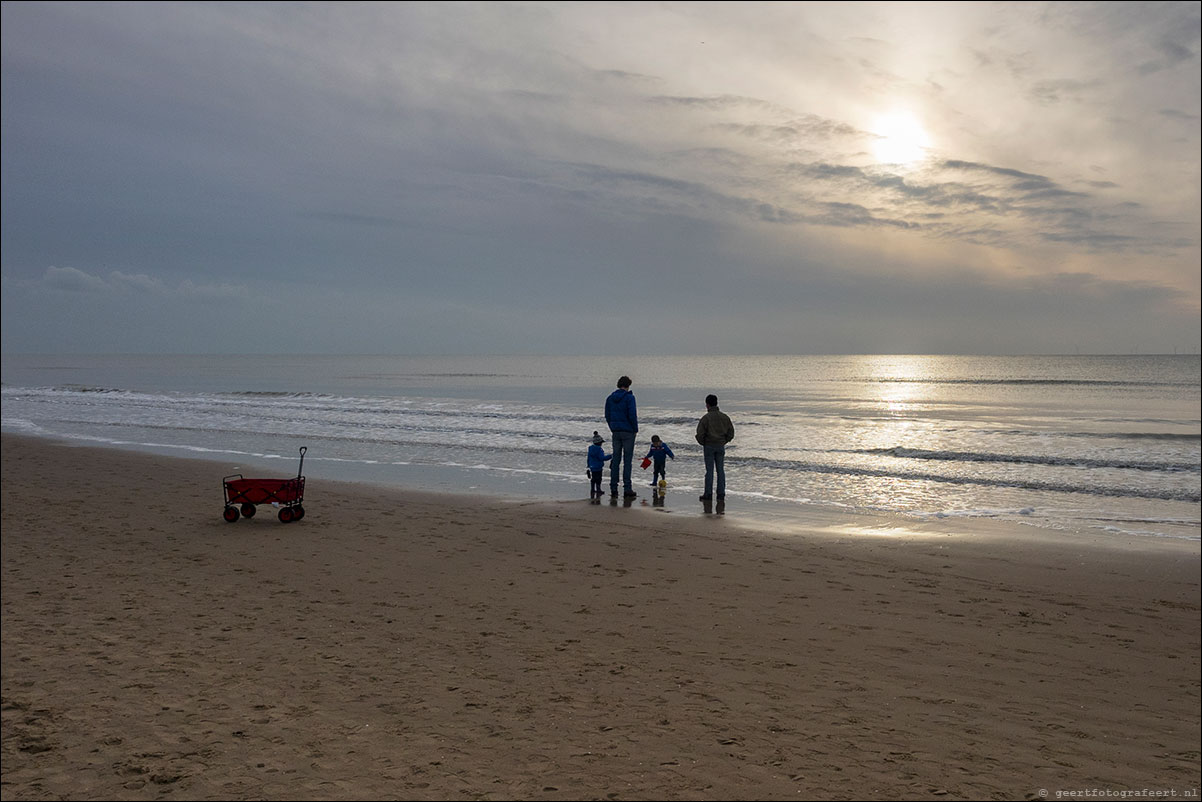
left=587, top=431, right=611, bottom=500
left=644, top=435, right=675, bottom=487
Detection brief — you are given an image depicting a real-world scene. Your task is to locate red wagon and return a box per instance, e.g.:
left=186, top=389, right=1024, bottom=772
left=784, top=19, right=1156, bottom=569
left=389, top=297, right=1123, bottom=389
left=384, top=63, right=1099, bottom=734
left=222, top=446, right=307, bottom=523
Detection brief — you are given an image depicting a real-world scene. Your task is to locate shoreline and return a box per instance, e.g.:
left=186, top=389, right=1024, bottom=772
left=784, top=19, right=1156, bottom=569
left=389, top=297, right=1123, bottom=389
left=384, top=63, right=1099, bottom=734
left=2, top=433, right=1199, bottom=800
left=6, top=429, right=1199, bottom=553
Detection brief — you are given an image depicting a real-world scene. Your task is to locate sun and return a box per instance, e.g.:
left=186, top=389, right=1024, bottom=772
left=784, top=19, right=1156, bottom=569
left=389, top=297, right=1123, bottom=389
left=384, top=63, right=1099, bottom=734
left=871, top=112, right=931, bottom=166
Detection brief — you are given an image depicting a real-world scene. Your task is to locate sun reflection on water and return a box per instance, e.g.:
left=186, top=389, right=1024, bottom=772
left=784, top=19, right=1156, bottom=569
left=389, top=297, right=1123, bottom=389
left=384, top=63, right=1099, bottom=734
left=864, top=355, right=938, bottom=414
left=849, top=357, right=946, bottom=485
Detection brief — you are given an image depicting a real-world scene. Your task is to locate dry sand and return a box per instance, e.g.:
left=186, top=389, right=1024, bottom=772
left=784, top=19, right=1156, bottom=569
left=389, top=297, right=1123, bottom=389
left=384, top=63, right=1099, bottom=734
left=2, top=433, right=1198, bottom=800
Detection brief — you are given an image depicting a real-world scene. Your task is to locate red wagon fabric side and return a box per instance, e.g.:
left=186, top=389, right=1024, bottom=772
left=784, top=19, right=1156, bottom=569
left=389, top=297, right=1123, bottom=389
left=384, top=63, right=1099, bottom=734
left=225, top=477, right=304, bottom=505
left=278, top=477, right=303, bottom=503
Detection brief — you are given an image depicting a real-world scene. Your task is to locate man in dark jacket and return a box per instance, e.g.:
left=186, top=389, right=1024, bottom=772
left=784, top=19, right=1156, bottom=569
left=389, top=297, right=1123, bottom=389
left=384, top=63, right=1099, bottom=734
left=695, top=393, right=734, bottom=501
left=604, top=376, right=638, bottom=498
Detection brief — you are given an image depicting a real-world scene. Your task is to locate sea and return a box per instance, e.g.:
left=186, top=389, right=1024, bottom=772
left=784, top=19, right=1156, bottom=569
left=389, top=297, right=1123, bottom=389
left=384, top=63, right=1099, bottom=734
left=2, top=354, right=1199, bottom=544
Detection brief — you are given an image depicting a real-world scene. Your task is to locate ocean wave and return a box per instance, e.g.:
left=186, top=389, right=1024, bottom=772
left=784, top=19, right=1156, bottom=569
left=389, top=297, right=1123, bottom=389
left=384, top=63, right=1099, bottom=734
left=224, top=390, right=335, bottom=398
left=60, top=384, right=127, bottom=393
left=726, top=454, right=1201, bottom=503
left=344, top=373, right=526, bottom=379
left=0, top=418, right=44, bottom=433
left=870, top=378, right=1193, bottom=387
left=848, top=446, right=1199, bottom=473
left=977, top=429, right=1199, bottom=442
left=1064, top=431, right=1200, bottom=441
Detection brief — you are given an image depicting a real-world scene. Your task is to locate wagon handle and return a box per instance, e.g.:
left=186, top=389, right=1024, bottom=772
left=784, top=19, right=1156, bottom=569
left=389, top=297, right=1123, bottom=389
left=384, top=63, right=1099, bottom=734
left=297, top=446, right=307, bottom=478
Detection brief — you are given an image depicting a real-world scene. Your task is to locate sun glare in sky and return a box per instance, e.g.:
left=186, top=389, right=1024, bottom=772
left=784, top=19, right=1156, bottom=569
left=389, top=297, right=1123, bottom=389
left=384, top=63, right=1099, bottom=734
left=871, top=112, right=931, bottom=165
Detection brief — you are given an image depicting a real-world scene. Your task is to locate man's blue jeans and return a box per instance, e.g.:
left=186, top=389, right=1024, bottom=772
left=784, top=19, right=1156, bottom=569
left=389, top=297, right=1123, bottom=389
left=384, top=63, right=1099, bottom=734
left=703, top=444, right=726, bottom=498
left=610, top=430, right=635, bottom=494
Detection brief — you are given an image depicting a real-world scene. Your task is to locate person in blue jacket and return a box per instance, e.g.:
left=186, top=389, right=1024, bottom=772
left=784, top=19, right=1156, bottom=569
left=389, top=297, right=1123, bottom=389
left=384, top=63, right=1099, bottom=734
left=586, top=431, right=611, bottom=501
left=643, top=435, right=675, bottom=487
left=604, top=375, right=638, bottom=498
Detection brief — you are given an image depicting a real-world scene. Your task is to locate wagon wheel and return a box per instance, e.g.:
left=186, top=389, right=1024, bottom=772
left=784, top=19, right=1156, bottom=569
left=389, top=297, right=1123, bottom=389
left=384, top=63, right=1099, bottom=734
left=223, top=506, right=240, bottom=523
left=293, top=505, right=305, bottom=520
left=241, top=503, right=257, bottom=518
left=278, top=507, right=295, bottom=524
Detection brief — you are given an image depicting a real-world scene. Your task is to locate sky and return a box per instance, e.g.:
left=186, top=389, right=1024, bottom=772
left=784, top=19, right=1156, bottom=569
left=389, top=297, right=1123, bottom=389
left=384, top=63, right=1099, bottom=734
left=2, top=1, right=1199, bottom=355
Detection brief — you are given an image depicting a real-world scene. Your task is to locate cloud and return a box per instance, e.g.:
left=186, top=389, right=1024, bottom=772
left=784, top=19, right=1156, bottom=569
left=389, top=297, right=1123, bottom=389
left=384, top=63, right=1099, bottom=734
left=1029, top=77, right=1101, bottom=105
left=1137, top=33, right=1199, bottom=75
left=1, top=1, right=1197, bottom=355
left=807, top=201, right=917, bottom=230
left=1159, top=108, right=1200, bottom=123
left=715, top=115, right=862, bottom=145
left=110, top=271, right=167, bottom=294
left=43, top=266, right=107, bottom=292
left=648, top=93, right=798, bottom=122
left=39, top=266, right=243, bottom=299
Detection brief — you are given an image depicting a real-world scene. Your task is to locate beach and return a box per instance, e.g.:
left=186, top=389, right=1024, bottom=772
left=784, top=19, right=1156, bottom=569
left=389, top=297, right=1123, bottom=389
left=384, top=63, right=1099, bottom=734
left=1, top=433, right=1198, bottom=801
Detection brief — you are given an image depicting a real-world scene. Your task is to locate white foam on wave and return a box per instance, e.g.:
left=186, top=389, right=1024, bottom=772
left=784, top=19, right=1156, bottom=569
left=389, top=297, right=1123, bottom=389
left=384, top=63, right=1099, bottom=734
left=0, top=418, right=44, bottom=433
left=1093, top=523, right=1200, bottom=542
